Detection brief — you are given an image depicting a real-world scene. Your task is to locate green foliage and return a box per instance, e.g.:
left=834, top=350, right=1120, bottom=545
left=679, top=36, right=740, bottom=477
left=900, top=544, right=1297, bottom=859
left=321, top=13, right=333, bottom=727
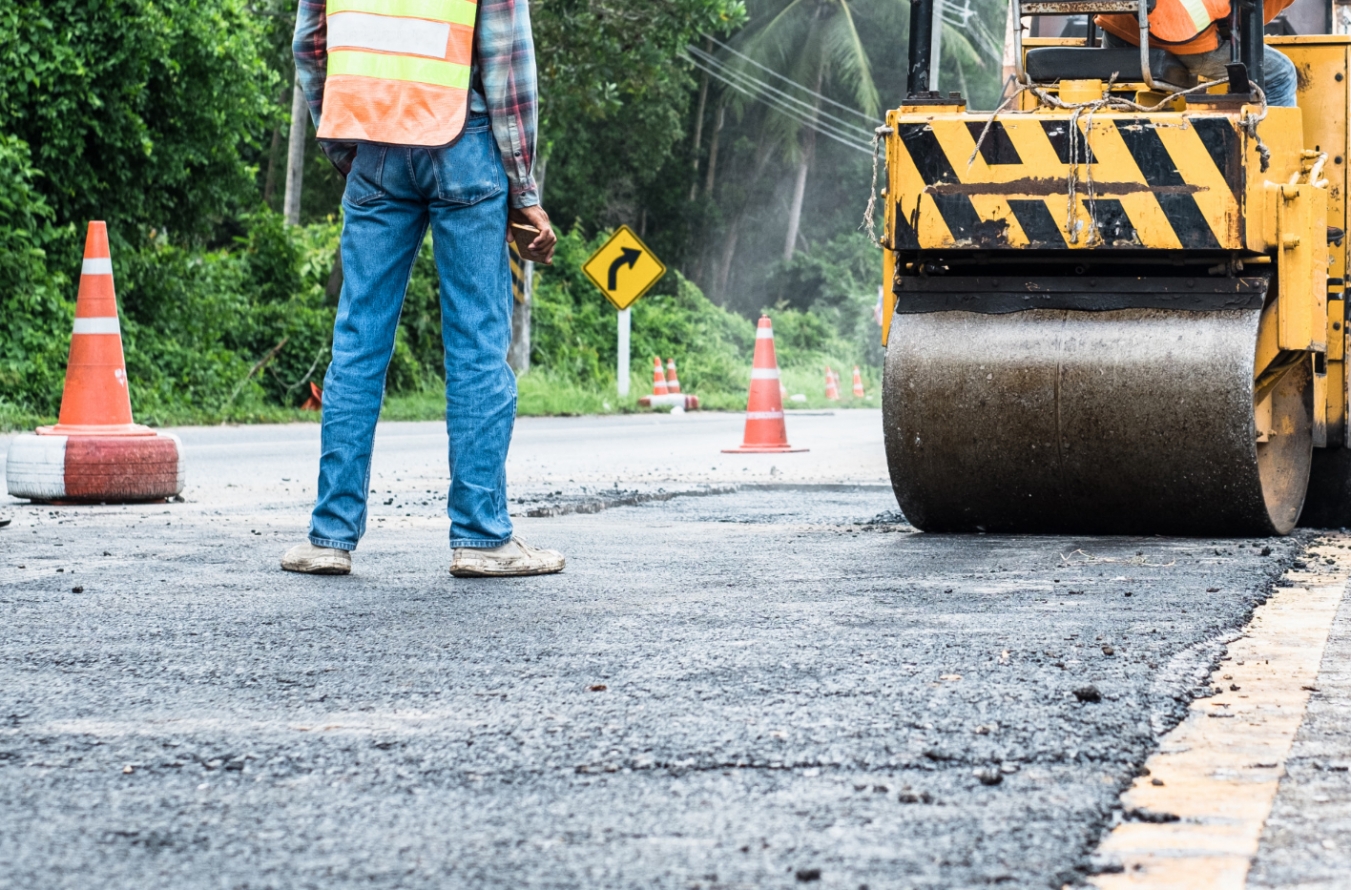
left=530, top=228, right=756, bottom=391
left=0, top=135, right=73, bottom=417
left=114, top=213, right=337, bottom=423
left=760, top=232, right=885, bottom=369
left=0, top=0, right=276, bottom=242
left=534, top=0, right=745, bottom=234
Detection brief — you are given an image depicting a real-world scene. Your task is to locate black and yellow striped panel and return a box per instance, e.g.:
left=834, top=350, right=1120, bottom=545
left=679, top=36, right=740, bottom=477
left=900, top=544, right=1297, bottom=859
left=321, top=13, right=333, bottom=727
left=509, top=241, right=526, bottom=304
left=888, top=112, right=1243, bottom=251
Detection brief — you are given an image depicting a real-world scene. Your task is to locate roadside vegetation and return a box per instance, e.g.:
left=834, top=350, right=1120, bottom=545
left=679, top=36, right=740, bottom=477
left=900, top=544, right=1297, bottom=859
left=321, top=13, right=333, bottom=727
left=0, top=0, right=1002, bottom=432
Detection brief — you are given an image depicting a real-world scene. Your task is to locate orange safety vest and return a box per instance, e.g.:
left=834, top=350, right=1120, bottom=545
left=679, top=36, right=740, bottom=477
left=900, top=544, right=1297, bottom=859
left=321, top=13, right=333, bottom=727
left=1097, top=0, right=1295, bottom=54
left=318, top=0, right=478, bottom=147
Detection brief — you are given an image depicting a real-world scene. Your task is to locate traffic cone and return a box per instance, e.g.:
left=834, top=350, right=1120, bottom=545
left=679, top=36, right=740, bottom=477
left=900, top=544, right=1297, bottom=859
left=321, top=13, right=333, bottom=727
left=301, top=381, right=323, bottom=411
left=5, top=222, right=185, bottom=503
left=650, top=357, right=669, bottom=396
left=852, top=366, right=865, bottom=398
left=665, top=358, right=681, bottom=394
left=825, top=366, right=841, bottom=401
left=723, top=316, right=807, bottom=453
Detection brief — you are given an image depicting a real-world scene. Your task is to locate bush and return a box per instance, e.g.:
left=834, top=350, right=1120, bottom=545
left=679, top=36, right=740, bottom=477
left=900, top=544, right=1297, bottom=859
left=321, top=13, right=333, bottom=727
left=0, top=0, right=275, bottom=242
left=530, top=228, right=756, bottom=389
left=0, top=135, right=73, bottom=418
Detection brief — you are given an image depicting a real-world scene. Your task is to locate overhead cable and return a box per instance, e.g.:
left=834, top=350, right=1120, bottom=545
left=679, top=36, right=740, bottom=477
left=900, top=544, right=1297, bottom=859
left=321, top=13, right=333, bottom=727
left=683, top=55, right=872, bottom=154
left=684, top=54, right=873, bottom=150
left=687, top=46, right=875, bottom=142
left=702, top=33, right=878, bottom=124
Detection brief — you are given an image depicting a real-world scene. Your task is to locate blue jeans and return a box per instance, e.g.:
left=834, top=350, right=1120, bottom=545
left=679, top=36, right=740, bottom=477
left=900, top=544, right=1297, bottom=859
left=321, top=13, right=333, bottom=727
left=1173, top=42, right=1298, bottom=108
left=309, top=115, right=516, bottom=552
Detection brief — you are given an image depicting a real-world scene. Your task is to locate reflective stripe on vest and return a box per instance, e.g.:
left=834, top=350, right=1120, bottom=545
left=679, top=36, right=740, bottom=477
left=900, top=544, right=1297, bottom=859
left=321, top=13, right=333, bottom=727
left=1096, top=0, right=1228, bottom=51
left=318, top=0, right=478, bottom=147
left=1148, top=0, right=1228, bottom=43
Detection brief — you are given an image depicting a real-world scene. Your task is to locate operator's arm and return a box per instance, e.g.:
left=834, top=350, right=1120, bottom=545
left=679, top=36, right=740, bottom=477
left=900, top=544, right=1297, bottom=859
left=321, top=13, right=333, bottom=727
left=292, top=0, right=356, bottom=175
left=477, top=0, right=541, bottom=209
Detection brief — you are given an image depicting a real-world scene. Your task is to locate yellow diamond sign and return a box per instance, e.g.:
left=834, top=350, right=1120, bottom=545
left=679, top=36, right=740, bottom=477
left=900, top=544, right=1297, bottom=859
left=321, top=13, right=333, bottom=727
left=582, top=225, right=667, bottom=311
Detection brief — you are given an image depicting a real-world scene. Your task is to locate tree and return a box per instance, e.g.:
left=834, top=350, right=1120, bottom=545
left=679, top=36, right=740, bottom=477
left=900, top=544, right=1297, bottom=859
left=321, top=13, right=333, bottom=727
left=730, top=0, right=885, bottom=262
left=0, top=0, right=276, bottom=245
left=531, top=0, right=746, bottom=232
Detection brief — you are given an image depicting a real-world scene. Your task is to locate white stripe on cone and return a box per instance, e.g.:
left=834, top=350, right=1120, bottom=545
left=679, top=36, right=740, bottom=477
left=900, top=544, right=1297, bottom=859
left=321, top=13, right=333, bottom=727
left=81, top=258, right=114, bottom=276
left=4, top=434, right=68, bottom=500
left=756, top=328, right=775, bottom=339
left=750, top=368, right=780, bottom=379
left=72, top=317, right=121, bottom=335
left=745, top=411, right=784, bottom=419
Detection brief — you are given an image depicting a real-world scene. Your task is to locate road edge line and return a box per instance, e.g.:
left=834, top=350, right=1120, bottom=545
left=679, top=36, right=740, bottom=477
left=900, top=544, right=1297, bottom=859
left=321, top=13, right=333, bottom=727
left=1086, top=535, right=1351, bottom=889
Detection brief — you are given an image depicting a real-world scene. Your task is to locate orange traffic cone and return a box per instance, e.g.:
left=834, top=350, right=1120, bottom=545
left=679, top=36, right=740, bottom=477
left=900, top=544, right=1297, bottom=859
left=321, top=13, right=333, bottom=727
left=825, top=366, right=841, bottom=401
left=650, top=357, right=669, bottom=396
left=852, top=366, right=865, bottom=398
left=301, top=381, right=323, bottom=411
left=5, top=222, right=184, bottom=503
left=665, top=358, right=681, bottom=394
left=723, top=316, right=807, bottom=453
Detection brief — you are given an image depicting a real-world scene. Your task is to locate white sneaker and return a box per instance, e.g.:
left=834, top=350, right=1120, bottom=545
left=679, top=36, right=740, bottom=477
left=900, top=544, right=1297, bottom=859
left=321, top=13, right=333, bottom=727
left=449, top=536, right=565, bottom=577
left=281, top=542, right=352, bottom=575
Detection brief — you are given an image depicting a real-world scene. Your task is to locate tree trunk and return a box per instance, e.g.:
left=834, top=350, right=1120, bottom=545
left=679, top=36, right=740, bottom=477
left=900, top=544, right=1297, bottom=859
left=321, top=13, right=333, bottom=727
left=508, top=264, right=532, bottom=372
left=263, top=121, right=282, bottom=207
left=782, top=137, right=813, bottom=262
left=782, top=68, right=823, bottom=262
left=283, top=79, right=308, bottom=226
left=716, top=215, right=742, bottom=301
left=508, top=154, right=547, bottom=372
left=703, top=104, right=725, bottom=198
left=688, top=37, right=712, bottom=201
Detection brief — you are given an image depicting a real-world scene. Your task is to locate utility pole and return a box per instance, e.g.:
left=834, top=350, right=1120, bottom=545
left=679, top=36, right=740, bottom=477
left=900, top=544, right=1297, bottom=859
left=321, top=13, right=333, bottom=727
left=929, top=0, right=946, bottom=92
left=283, top=79, right=307, bottom=226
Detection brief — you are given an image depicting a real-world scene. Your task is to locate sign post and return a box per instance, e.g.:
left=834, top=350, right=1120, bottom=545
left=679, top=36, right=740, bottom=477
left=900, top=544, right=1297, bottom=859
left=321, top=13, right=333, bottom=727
left=617, top=309, right=631, bottom=397
left=582, top=225, right=666, bottom=398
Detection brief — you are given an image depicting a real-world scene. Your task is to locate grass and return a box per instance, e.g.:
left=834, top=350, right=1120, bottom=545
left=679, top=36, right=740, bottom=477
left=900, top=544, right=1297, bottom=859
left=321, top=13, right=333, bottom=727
left=383, top=363, right=881, bottom=421
left=0, top=364, right=881, bottom=432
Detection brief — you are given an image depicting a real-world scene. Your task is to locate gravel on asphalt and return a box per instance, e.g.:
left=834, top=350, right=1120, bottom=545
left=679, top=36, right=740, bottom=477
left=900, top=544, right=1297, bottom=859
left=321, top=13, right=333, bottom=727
left=0, top=486, right=1309, bottom=889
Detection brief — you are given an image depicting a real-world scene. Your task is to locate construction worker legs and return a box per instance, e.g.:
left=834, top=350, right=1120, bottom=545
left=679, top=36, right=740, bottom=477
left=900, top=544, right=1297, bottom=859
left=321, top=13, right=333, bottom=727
left=1260, top=46, right=1298, bottom=108
left=309, top=144, right=430, bottom=552
left=1174, top=42, right=1297, bottom=106
left=424, top=117, right=516, bottom=549
left=1101, top=33, right=1298, bottom=107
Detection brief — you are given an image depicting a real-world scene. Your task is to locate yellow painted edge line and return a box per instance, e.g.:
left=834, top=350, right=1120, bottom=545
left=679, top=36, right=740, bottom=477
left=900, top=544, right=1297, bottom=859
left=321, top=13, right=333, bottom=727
left=1087, top=536, right=1351, bottom=890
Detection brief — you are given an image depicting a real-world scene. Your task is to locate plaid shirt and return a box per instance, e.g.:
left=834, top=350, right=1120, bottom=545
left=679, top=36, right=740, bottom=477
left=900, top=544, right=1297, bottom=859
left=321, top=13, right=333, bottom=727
left=293, top=0, right=539, bottom=208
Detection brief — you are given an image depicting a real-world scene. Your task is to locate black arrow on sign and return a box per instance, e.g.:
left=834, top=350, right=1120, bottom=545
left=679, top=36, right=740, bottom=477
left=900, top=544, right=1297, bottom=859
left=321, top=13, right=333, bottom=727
left=607, top=247, right=642, bottom=290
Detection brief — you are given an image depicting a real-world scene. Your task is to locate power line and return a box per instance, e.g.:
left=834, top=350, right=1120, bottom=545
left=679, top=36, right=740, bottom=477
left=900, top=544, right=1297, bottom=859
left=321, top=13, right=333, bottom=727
left=685, top=54, right=873, bottom=149
left=702, top=33, right=878, bottom=124
left=687, top=45, right=875, bottom=142
left=684, top=55, right=873, bottom=154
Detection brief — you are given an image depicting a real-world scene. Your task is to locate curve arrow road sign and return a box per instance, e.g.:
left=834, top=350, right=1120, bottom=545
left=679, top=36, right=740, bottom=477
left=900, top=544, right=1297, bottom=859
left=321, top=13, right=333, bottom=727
left=582, top=225, right=667, bottom=311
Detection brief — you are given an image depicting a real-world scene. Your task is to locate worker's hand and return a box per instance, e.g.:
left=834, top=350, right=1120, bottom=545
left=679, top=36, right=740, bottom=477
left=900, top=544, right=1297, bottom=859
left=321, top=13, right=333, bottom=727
left=508, top=204, right=556, bottom=266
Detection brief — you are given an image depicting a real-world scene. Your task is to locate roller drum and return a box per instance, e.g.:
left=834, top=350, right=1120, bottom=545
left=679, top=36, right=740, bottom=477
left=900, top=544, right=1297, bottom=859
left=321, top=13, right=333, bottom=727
left=883, top=308, right=1312, bottom=536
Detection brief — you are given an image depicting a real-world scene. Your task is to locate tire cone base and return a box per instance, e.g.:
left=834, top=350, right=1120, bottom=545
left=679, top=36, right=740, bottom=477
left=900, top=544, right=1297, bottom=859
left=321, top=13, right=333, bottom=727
left=6, top=432, right=185, bottom=503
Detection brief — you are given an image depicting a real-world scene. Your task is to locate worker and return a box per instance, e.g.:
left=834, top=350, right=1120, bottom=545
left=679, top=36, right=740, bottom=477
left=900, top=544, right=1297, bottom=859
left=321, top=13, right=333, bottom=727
left=280, top=0, right=566, bottom=578
left=1096, top=0, right=1298, bottom=106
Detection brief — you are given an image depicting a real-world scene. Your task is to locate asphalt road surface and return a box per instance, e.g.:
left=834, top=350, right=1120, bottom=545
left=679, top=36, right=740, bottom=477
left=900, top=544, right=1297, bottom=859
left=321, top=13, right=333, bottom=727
left=1, top=410, right=1348, bottom=889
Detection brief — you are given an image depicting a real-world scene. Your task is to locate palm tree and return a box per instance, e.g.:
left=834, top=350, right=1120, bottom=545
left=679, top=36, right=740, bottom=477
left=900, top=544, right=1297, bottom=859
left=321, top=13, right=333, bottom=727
left=731, top=0, right=883, bottom=262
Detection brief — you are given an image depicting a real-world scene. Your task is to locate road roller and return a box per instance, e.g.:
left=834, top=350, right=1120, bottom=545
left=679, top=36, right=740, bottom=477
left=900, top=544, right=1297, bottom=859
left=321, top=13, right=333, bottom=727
left=878, top=0, right=1351, bottom=535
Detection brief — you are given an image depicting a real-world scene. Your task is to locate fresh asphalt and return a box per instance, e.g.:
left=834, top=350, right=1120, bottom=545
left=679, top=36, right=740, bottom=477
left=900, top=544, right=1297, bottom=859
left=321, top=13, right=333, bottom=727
left=0, top=412, right=1346, bottom=888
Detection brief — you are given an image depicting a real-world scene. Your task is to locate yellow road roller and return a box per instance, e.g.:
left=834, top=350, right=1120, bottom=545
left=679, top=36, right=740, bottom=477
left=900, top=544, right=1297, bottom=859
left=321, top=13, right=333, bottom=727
left=879, top=0, right=1351, bottom=535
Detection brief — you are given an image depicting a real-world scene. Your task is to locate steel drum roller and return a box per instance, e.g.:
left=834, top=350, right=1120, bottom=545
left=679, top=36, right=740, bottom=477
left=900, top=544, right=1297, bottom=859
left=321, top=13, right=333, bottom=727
left=883, top=308, right=1313, bottom=536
